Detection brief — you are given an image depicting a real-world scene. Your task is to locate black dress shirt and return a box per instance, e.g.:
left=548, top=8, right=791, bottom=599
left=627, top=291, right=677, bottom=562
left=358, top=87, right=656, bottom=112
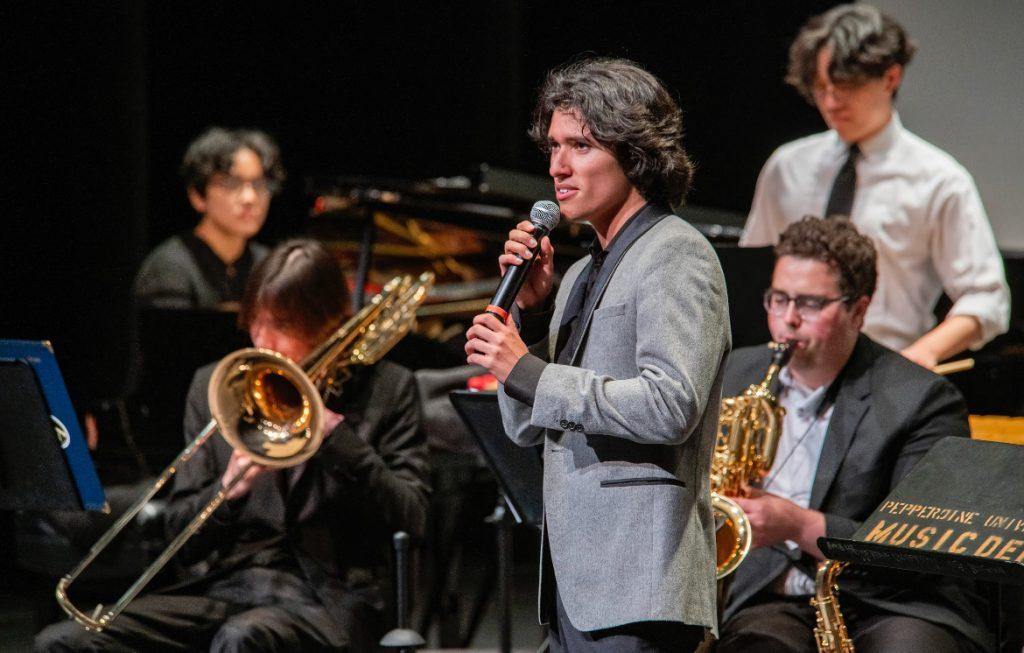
left=180, top=231, right=257, bottom=304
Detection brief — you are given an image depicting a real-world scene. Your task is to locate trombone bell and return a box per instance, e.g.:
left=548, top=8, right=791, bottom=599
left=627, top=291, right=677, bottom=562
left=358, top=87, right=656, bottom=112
left=208, top=349, right=324, bottom=468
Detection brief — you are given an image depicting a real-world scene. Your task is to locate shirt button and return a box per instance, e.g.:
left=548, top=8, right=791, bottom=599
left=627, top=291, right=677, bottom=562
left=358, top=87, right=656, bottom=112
left=559, top=419, right=569, bottom=429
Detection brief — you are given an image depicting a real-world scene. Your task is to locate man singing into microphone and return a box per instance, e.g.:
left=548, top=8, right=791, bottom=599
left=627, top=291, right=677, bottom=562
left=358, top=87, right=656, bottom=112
left=466, top=58, right=730, bottom=652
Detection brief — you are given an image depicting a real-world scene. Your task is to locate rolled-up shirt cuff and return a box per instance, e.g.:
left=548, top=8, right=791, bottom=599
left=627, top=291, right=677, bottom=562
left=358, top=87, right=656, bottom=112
left=947, top=293, right=1010, bottom=349
left=503, top=353, right=547, bottom=406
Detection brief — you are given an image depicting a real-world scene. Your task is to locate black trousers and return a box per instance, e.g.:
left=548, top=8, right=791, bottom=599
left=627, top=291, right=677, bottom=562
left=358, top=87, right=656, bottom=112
left=549, top=587, right=708, bottom=653
left=34, top=568, right=380, bottom=653
left=717, top=595, right=983, bottom=653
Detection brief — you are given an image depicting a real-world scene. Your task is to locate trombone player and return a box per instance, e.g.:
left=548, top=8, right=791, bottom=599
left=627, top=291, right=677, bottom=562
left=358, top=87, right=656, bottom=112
left=37, top=239, right=430, bottom=652
left=717, top=218, right=989, bottom=653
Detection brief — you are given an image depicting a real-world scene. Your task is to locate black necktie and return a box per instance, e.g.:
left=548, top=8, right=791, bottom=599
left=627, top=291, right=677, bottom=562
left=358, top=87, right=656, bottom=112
left=824, top=145, right=859, bottom=218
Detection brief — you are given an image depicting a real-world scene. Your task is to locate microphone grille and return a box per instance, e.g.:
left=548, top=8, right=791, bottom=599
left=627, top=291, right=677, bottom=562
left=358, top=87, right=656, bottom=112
left=530, top=200, right=561, bottom=232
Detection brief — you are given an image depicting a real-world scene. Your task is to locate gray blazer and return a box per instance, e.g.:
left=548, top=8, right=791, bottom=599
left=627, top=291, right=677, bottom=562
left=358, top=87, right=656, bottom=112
left=498, top=210, right=730, bottom=634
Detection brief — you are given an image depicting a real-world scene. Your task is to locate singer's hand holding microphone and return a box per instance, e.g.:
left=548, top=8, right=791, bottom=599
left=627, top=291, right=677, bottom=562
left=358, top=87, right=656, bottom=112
left=466, top=201, right=560, bottom=382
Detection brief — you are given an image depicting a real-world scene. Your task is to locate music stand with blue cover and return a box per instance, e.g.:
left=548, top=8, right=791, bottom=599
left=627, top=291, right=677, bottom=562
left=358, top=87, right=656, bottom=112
left=0, top=339, right=105, bottom=512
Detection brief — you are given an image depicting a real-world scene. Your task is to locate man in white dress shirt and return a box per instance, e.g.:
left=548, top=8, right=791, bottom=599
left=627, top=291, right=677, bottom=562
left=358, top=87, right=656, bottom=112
left=741, top=3, right=1009, bottom=368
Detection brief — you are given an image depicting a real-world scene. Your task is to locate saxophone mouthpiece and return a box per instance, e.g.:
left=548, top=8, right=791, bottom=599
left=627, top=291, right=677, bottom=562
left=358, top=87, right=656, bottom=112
left=770, top=340, right=795, bottom=367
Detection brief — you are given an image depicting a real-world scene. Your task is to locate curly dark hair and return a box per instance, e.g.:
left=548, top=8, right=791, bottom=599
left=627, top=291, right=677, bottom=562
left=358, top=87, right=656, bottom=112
left=181, top=127, right=287, bottom=197
left=238, top=239, right=351, bottom=344
left=528, top=57, right=694, bottom=208
left=786, top=3, right=916, bottom=103
left=776, top=217, right=877, bottom=300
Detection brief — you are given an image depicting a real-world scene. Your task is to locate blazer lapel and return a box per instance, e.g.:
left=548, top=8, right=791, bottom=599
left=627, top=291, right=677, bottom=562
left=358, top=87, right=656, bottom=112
left=553, top=265, right=591, bottom=363
left=567, top=205, right=671, bottom=366
left=809, top=337, right=873, bottom=511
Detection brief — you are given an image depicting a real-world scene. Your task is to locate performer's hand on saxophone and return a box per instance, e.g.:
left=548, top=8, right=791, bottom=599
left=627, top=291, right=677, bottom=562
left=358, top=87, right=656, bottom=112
left=733, top=487, right=826, bottom=557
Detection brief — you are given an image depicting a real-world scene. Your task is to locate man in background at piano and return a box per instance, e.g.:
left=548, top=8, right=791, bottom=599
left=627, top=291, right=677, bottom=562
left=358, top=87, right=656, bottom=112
left=133, top=127, right=286, bottom=310
left=37, top=239, right=430, bottom=652
left=740, top=3, right=1009, bottom=369
left=467, top=58, right=729, bottom=652
left=718, top=217, right=990, bottom=653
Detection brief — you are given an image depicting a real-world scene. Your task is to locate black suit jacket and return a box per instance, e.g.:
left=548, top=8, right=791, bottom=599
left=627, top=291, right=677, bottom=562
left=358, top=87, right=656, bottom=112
left=162, top=360, right=430, bottom=640
left=722, top=335, right=991, bottom=651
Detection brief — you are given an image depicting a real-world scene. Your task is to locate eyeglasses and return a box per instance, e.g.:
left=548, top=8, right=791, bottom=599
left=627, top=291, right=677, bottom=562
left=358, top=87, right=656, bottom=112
left=210, top=175, right=279, bottom=196
left=811, top=81, right=859, bottom=103
left=762, top=289, right=849, bottom=321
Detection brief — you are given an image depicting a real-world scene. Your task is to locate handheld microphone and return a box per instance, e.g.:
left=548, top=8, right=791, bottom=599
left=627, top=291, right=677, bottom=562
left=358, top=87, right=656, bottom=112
left=485, top=200, right=561, bottom=322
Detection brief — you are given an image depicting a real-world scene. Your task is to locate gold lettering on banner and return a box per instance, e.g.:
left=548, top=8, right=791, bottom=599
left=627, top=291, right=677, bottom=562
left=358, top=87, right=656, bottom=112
left=932, top=528, right=954, bottom=551
left=995, top=539, right=1024, bottom=561
left=975, top=535, right=1003, bottom=557
left=864, top=505, right=1024, bottom=560
left=950, top=531, right=977, bottom=554
left=890, top=524, right=919, bottom=546
left=908, top=526, right=936, bottom=548
left=982, top=515, right=1024, bottom=533
left=865, top=520, right=899, bottom=543
left=878, top=502, right=980, bottom=524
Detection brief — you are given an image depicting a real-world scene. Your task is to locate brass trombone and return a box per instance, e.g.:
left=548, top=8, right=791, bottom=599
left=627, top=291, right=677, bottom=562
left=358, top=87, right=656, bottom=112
left=55, top=272, right=434, bottom=632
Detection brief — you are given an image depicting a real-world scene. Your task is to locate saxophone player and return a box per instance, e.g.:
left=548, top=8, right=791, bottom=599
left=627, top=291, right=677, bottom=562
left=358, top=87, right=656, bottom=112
left=717, top=217, right=990, bottom=653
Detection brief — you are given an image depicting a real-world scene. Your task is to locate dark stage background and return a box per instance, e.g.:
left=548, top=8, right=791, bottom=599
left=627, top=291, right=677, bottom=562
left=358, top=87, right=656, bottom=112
left=1, top=0, right=834, bottom=408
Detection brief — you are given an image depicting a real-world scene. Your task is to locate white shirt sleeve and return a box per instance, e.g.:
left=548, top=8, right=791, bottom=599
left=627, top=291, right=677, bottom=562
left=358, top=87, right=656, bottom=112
left=929, top=172, right=1011, bottom=347
left=740, top=151, right=787, bottom=247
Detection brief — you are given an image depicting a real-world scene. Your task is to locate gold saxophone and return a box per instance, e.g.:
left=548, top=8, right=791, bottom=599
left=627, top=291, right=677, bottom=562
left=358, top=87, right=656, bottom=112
left=812, top=559, right=854, bottom=652
left=711, top=341, right=792, bottom=579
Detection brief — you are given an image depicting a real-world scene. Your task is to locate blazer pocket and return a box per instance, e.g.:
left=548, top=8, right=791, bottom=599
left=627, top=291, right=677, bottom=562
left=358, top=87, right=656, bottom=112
left=592, top=302, right=626, bottom=319
left=600, top=477, right=686, bottom=488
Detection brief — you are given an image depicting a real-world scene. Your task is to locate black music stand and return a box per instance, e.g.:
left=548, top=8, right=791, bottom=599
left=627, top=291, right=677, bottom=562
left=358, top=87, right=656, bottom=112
left=450, top=390, right=544, bottom=653
left=820, top=437, right=1024, bottom=652
left=0, top=340, right=105, bottom=512
left=450, top=390, right=543, bottom=527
